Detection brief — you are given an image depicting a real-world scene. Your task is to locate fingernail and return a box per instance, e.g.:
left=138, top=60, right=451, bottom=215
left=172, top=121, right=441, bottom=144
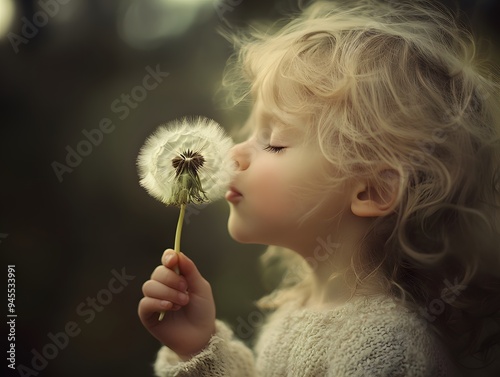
left=178, top=292, right=189, bottom=304
left=164, top=254, right=173, bottom=264
left=164, top=249, right=175, bottom=263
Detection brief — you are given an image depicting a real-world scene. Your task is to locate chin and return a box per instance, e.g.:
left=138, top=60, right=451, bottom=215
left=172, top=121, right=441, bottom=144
left=227, top=222, right=254, bottom=244
left=227, top=209, right=291, bottom=246
left=227, top=221, right=282, bottom=247
left=227, top=216, right=260, bottom=244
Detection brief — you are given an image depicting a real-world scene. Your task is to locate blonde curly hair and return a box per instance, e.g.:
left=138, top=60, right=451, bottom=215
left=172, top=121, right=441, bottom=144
left=222, top=0, right=500, bottom=369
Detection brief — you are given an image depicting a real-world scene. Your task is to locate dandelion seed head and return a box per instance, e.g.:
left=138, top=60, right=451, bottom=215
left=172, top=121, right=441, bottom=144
left=137, top=116, right=235, bottom=206
left=172, top=149, right=205, bottom=177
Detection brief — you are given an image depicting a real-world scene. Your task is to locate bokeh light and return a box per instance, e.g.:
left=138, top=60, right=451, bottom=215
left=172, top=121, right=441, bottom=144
left=118, top=0, right=215, bottom=50
left=0, top=0, right=15, bottom=38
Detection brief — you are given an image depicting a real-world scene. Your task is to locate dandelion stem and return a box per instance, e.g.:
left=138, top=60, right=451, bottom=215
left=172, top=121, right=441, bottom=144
left=174, top=204, right=186, bottom=253
left=158, top=311, right=165, bottom=321
left=158, top=204, right=186, bottom=322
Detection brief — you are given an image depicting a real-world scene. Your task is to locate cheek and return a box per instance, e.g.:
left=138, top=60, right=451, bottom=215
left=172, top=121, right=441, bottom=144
left=249, top=160, right=296, bottom=214
left=227, top=169, right=297, bottom=244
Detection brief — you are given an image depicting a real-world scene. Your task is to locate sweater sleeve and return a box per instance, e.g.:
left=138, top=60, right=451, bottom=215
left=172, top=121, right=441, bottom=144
left=153, top=320, right=256, bottom=377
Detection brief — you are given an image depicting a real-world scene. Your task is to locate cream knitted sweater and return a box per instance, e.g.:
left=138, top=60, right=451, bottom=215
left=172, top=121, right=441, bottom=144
left=153, top=295, right=456, bottom=376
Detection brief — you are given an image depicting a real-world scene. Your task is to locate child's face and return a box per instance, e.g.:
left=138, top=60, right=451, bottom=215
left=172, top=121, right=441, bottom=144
left=226, top=100, right=352, bottom=250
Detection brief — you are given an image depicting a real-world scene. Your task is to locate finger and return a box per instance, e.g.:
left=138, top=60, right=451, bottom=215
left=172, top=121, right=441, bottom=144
left=150, top=265, right=188, bottom=292
left=162, top=249, right=179, bottom=269
left=138, top=296, right=173, bottom=320
left=142, top=280, right=190, bottom=306
left=177, top=252, right=211, bottom=295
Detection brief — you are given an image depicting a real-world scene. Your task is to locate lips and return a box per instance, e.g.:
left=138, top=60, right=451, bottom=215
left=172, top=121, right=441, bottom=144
left=225, top=186, right=243, bottom=203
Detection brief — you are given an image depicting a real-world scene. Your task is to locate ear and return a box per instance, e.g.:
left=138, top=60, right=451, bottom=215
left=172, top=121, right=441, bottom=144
left=351, top=169, right=400, bottom=218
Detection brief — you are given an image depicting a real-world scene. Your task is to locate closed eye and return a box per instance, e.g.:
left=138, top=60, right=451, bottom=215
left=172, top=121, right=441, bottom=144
left=263, top=145, right=286, bottom=154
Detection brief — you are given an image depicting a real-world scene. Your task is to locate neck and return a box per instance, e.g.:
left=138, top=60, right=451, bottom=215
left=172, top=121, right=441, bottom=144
left=306, top=242, right=357, bottom=308
left=293, top=216, right=385, bottom=308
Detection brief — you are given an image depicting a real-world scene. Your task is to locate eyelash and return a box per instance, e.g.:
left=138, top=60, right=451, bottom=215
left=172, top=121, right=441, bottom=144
left=263, top=145, right=286, bottom=154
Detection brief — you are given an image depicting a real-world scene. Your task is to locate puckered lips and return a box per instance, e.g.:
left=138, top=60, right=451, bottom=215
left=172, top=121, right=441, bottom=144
left=225, top=186, right=243, bottom=204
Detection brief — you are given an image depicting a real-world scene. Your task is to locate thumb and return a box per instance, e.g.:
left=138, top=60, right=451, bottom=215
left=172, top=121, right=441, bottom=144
left=177, top=252, right=210, bottom=295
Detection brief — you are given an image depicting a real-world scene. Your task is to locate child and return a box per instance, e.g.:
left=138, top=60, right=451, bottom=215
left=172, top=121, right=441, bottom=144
left=138, top=1, right=500, bottom=375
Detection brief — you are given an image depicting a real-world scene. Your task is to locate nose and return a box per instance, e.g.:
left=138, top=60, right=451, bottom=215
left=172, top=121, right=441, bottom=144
left=231, top=141, right=251, bottom=171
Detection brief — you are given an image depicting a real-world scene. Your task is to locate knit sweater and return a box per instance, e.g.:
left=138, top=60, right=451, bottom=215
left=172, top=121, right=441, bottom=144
left=153, top=295, right=456, bottom=376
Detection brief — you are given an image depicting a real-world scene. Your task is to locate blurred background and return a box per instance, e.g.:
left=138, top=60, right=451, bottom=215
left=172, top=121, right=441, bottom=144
left=0, top=1, right=498, bottom=376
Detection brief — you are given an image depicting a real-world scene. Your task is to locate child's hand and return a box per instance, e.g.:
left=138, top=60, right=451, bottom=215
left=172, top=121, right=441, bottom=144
left=138, top=249, right=216, bottom=359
